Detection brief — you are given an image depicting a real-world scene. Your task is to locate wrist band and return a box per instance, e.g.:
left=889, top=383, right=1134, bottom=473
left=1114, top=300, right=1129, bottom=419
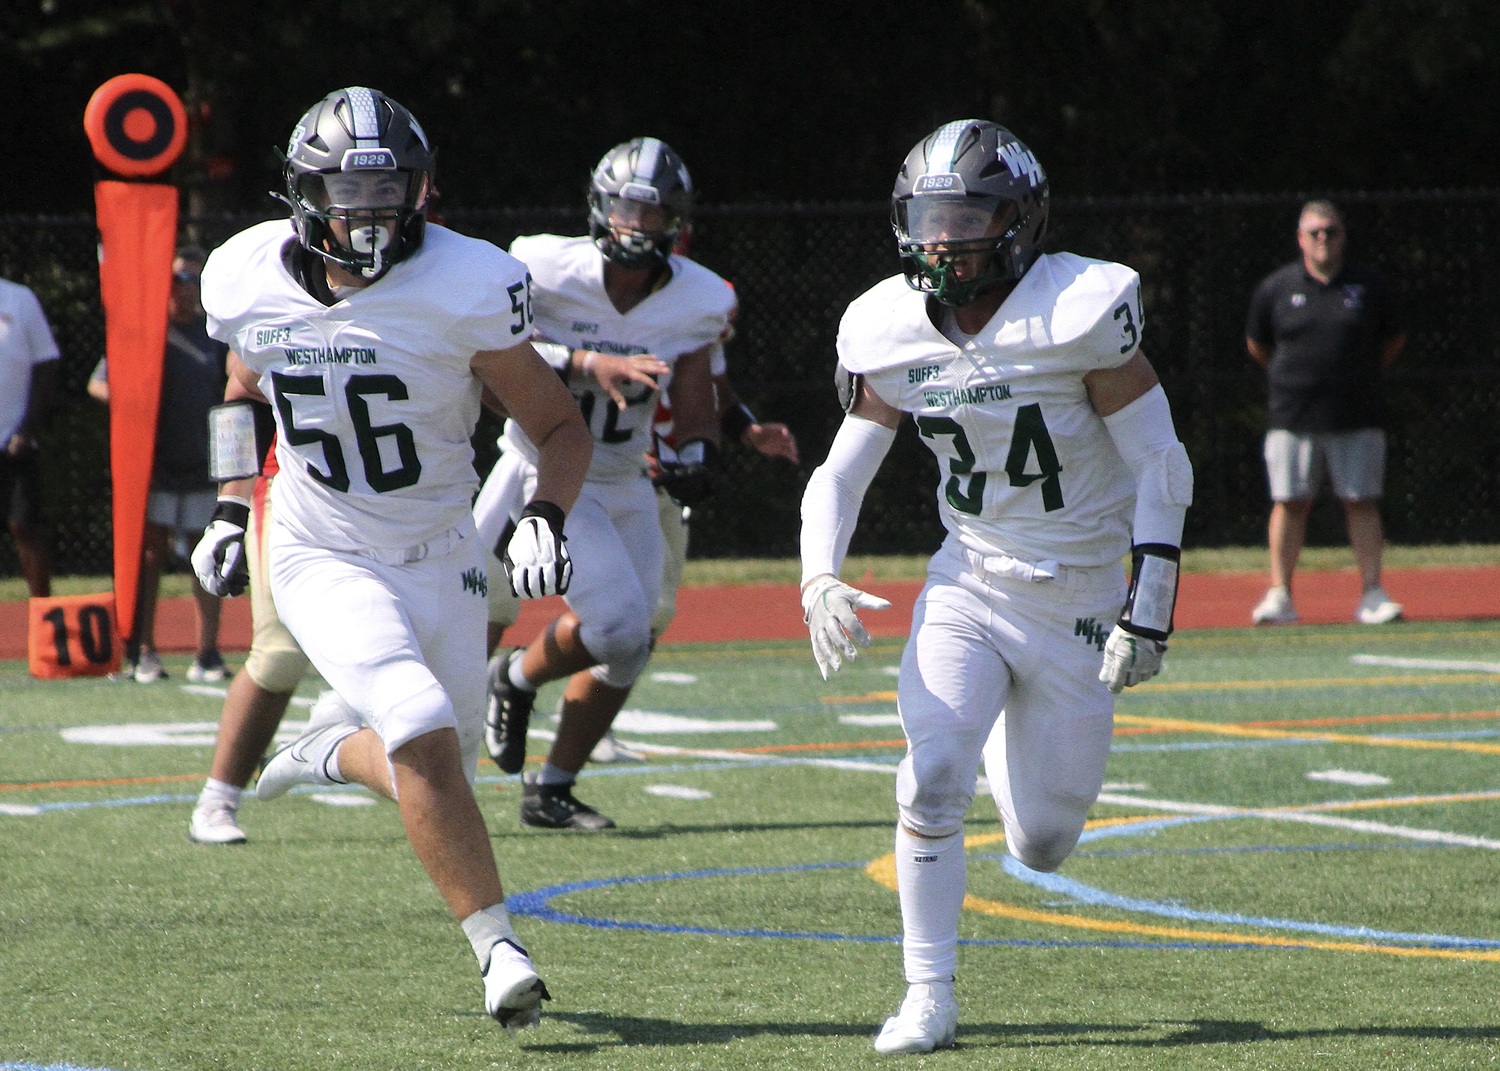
left=581, top=351, right=598, bottom=376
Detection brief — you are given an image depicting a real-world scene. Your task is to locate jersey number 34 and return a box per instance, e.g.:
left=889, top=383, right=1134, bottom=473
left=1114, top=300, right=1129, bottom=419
left=916, top=404, right=1063, bottom=515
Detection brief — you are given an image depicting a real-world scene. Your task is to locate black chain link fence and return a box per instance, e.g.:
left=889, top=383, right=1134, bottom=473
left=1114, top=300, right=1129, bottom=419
left=3, top=190, right=1498, bottom=578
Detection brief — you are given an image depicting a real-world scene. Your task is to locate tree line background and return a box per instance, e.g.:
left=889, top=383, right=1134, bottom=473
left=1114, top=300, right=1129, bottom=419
left=6, top=0, right=1498, bottom=216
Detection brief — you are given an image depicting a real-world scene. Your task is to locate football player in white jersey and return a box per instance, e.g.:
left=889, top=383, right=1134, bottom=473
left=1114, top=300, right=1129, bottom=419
left=799, top=120, right=1193, bottom=1054
left=474, top=274, right=799, bottom=765
left=189, top=87, right=592, bottom=1033
left=480, top=136, right=731, bottom=829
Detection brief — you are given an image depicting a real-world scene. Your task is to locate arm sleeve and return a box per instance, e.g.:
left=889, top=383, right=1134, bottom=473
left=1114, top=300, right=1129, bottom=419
left=799, top=414, right=897, bottom=584
left=1102, top=384, right=1193, bottom=548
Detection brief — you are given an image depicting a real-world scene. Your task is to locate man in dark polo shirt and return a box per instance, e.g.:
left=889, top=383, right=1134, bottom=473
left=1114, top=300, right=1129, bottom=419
left=1246, top=200, right=1406, bottom=625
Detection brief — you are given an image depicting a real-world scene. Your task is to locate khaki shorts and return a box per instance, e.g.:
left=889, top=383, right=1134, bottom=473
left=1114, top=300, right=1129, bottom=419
left=1264, top=428, right=1386, bottom=502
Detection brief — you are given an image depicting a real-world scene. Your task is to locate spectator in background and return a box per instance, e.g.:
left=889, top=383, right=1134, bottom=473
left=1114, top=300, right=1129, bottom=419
left=0, top=274, right=60, bottom=597
left=1246, top=200, right=1407, bottom=625
left=89, top=246, right=229, bottom=681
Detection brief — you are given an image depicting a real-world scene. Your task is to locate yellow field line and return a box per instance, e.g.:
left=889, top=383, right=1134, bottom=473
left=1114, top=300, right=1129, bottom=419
left=1114, top=713, right=1500, bottom=755
left=865, top=820, right=1500, bottom=962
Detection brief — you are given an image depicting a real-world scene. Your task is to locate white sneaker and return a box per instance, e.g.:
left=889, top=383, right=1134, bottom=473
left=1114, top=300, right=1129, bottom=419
left=134, top=648, right=167, bottom=682
left=256, top=720, right=358, bottom=801
left=589, top=730, right=644, bottom=764
left=481, top=939, right=550, bottom=1034
left=1356, top=586, right=1404, bottom=625
left=188, top=800, right=248, bottom=845
left=186, top=652, right=229, bottom=683
left=1251, top=585, right=1299, bottom=625
left=873, top=982, right=959, bottom=1054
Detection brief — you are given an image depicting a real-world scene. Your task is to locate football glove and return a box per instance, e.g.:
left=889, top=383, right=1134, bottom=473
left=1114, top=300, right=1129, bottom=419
left=1098, top=624, right=1168, bottom=694
left=801, top=573, right=891, bottom=681
left=191, top=497, right=251, bottom=597
left=503, top=500, right=571, bottom=598
left=652, top=438, right=717, bottom=507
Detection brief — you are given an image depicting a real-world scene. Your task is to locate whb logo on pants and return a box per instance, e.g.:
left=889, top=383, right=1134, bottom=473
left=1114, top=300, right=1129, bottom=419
left=461, top=567, right=488, bottom=597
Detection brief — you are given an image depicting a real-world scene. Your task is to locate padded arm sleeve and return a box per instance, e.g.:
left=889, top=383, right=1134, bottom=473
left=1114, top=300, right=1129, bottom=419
left=1102, top=384, right=1193, bottom=548
left=799, top=414, right=897, bottom=585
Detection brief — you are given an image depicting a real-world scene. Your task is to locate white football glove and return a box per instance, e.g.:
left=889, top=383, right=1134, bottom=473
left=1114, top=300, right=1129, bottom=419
left=503, top=501, right=572, bottom=598
left=801, top=573, right=891, bottom=681
left=191, top=497, right=251, bottom=597
left=1098, top=624, right=1168, bottom=694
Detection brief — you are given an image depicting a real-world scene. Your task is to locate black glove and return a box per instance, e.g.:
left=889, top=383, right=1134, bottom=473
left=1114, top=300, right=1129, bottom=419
left=191, top=497, right=251, bottom=597
left=652, top=438, right=718, bottom=507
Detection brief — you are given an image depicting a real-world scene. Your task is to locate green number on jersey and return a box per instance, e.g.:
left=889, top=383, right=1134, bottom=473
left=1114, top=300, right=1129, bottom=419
left=915, top=415, right=987, bottom=514
left=1004, top=402, right=1064, bottom=511
left=916, top=404, right=1065, bottom=516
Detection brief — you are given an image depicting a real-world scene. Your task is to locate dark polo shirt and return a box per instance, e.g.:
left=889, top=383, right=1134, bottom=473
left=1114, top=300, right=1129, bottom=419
left=1246, top=261, right=1403, bottom=432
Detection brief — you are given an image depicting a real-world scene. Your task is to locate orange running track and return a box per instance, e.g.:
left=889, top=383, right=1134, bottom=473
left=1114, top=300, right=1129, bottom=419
left=2, top=565, right=1498, bottom=660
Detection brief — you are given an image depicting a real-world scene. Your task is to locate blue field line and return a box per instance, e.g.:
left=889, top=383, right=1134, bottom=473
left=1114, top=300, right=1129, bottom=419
left=507, top=860, right=1295, bottom=953
left=996, top=820, right=1500, bottom=950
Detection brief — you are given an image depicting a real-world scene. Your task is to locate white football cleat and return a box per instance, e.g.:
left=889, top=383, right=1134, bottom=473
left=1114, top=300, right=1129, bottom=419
left=1251, top=585, right=1298, bottom=625
left=255, top=716, right=358, bottom=801
left=1356, top=586, right=1403, bottom=625
left=873, top=982, right=959, bottom=1054
left=589, top=730, right=643, bottom=764
left=188, top=800, right=248, bottom=845
left=481, top=939, right=550, bottom=1034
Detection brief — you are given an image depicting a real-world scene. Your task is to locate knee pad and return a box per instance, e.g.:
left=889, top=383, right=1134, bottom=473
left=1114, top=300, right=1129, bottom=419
left=244, top=642, right=311, bottom=694
left=895, top=743, right=977, bottom=840
left=584, top=626, right=654, bottom=690
left=1005, top=824, right=1084, bottom=874
left=1003, top=793, right=1092, bottom=873
left=375, top=676, right=458, bottom=756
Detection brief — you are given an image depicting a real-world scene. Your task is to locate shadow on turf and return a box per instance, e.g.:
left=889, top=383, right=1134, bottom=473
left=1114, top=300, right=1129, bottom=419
left=510, top=1014, right=1500, bottom=1052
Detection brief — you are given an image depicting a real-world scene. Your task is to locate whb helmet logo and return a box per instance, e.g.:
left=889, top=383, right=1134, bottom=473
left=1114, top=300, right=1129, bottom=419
left=998, top=143, right=1045, bottom=188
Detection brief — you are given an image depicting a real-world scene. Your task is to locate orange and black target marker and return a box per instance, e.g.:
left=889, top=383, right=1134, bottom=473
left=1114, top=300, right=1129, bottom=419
left=83, top=73, right=187, bottom=177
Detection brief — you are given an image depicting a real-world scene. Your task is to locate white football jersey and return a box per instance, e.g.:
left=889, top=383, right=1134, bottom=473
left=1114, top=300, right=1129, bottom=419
left=840, top=252, right=1143, bottom=567
left=203, top=219, right=535, bottom=552
left=501, top=234, right=734, bottom=483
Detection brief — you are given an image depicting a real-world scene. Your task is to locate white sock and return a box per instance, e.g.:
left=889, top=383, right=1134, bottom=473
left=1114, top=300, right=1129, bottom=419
left=461, top=902, right=520, bottom=965
left=895, top=825, right=966, bottom=984
left=537, top=762, right=574, bottom=787
left=197, top=778, right=242, bottom=810
left=507, top=651, right=537, bottom=693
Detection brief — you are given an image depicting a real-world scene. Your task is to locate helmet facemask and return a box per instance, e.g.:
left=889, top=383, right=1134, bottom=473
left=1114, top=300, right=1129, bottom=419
left=590, top=187, right=681, bottom=268
left=895, top=194, right=1027, bottom=307
left=292, top=165, right=430, bottom=280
